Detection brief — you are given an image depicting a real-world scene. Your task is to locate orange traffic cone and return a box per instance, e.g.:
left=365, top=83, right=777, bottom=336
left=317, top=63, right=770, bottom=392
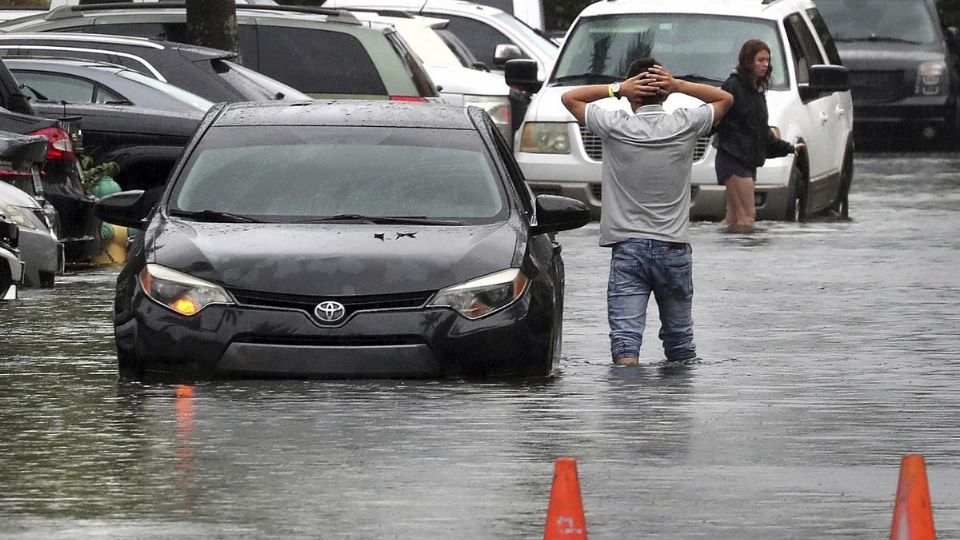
left=890, top=454, right=936, bottom=540
left=544, top=457, right=587, bottom=539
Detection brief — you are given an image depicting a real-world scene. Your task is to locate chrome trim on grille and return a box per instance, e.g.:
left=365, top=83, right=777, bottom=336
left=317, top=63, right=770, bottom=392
left=579, top=125, right=713, bottom=162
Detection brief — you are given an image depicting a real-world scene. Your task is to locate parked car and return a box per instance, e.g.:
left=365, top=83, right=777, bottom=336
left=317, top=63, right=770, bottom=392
left=0, top=128, right=60, bottom=236
left=0, top=33, right=311, bottom=104
left=815, top=0, right=959, bottom=143
left=94, top=100, right=590, bottom=379
left=30, top=102, right=204, bottom=191
left=348, top=10, right=514, bottom=142
left=0, top=4, right=441, bottom=102
left=7, top=57, right=213, bottom=112
left=0, top=181, right=61, bottom=288
left=507, top=0, right=855, bottom=221
left=0, top=59, right=99, bottom=264
left=0, top=210, right=22, bottom=299
left=324, top=0, right=558, bottom=77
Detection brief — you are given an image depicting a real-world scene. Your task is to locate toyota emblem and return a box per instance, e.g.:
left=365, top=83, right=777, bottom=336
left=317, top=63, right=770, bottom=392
left=314, top=300, right=346, bottom=323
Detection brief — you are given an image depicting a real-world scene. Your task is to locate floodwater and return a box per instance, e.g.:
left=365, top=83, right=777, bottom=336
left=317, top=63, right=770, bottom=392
left=1, top=152, right=959, bottom=539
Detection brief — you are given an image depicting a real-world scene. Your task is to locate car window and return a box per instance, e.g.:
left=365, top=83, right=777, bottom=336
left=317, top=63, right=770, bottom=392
left=815, top=0, right=938, bottom=45
left=94, top=22, right=189, bottom=43
left=433, top=14, right=525, bottom=69
left=805, top=8, right=843, bottom=65
left=784, top=13, right=825, bottom=84
left=114, top=68, right=213, bottom=109
left=257, top=27, right=387, bottom=95
left=13, top=71, right=105, bottom=103
left=491, top=11, right=557, bottom=62
left=170, top=126, right=507, bottom=222
left=384, top=31, right=438, bottom=98
left=553, top=14, right=787, bottom=89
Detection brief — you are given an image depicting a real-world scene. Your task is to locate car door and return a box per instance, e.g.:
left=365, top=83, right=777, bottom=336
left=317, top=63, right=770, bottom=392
left=783, top=12, right=836, bottom=213
left=806, top=7, right=853, bottom=170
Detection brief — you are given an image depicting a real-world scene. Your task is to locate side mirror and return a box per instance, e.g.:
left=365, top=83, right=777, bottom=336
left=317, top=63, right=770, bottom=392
left=505, top=59, right=542, bottom=94
left=493, top=43, right=523, bottom=68
left=947, top=26, right=959, bottom=47
left=95, top=190, right=151, bottom=229
left=530, top=194, right=591, bottom=235
left=799, top=64, right=849, bottom=100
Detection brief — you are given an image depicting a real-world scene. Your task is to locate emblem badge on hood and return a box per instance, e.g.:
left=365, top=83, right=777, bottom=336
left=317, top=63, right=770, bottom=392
left=314, top=301, right=346, bottom=323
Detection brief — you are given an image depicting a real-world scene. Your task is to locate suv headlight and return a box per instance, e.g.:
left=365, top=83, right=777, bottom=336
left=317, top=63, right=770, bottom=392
left=428, top=268, right=528, bottom=319
left=138, top=263, right=234, bottom=316
left=916, top=61, right=946, bottom=95
left=519, top=122, right=571, bottom=154
left=464, top=94, right=511, bottom=126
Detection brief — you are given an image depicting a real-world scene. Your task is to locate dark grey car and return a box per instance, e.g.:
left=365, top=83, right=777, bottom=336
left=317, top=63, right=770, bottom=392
left=816, top=0, right=960, bottom=142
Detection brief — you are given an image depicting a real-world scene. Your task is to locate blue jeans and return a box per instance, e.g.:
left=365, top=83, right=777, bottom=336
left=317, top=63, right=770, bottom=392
left=607, top=239, right=697, bottom=362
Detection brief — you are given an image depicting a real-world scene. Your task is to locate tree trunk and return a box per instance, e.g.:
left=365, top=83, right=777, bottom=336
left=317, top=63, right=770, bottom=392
left=186, top=0, right=240, bottom=58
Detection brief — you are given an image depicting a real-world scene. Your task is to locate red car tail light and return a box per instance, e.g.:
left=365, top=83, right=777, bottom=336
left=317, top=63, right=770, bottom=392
left=30, top=127, right=76, bottom=162
left=389, top=96, right=428, bottom=103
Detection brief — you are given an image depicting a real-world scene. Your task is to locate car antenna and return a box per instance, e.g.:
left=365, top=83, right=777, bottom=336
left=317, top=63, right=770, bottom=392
left=418, top=0, right=427, bottom=15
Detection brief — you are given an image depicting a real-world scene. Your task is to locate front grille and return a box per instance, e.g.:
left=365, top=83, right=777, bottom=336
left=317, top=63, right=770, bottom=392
left=235, top=334, right=425, bottom=347
left=848, top=70, right=910, bottom=103
left=228, top=288, right=435, bottom=321
left=579, top=125, right=712, bottom=162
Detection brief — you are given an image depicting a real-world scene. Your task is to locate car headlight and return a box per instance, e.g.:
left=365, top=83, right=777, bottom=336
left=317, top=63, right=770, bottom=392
left=916, top=61, right=946, bottom=95
left=428, top=268, right=528, bottom=319
left=464, top=94, right=511, bottom=126
left=0, top=201, right=43, bottom=231
left=519, top=122, right=571, bottom=154
left=138, top=263, right=234, bottom=316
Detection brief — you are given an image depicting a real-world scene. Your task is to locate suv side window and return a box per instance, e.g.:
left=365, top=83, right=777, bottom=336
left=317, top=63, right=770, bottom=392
left=94, top=22, right=188, bottom=43
left=257, top=27, right=385, bottom=95
left=429, top=13, right=527, bottom=69
left=805, top=8, right=842, bottom=65
left=783, top=13, right=825, bottom=84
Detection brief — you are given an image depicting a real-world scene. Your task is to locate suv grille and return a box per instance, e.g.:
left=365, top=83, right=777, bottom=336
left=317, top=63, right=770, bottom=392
left=848, top=70, right=909, bottom=103
left=579, top=125, right=712, bottom=162
left=228, top=288, right=435, bottom=321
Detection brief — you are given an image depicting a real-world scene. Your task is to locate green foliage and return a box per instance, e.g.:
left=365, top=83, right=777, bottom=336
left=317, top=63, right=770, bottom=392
left=80, top=156, right=120, bottom=192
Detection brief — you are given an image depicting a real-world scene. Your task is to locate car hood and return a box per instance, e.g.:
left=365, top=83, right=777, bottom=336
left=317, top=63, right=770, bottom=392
left=834, top=40, right=946, bottom=71
left=529, top=85, right=706, bottom=120
left=147, top=218, right=521, bottom=296
left=428, top=65, right=510, bottom=99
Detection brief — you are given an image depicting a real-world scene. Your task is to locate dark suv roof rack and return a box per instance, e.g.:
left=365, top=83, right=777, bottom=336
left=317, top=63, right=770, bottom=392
left=52, top=2, right=362, bottom=25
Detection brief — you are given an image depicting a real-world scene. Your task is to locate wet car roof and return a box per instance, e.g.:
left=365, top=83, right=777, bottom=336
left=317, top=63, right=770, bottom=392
left=213, top=101, right=479, bottom=129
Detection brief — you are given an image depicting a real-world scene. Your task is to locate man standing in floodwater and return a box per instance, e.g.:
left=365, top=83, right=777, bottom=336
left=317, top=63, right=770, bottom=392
left=561, top=58, right=733, bottom=366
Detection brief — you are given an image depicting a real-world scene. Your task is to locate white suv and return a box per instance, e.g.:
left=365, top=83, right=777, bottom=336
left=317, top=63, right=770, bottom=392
left=507, top=0, right=855, bottom=221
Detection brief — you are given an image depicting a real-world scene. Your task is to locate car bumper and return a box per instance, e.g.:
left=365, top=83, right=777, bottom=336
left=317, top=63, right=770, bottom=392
left=516, top=145, right=793, bottom=221
left=18, top=227, right=62, bottom=287
left=852, top=95, right=954, bottom=130
left=119, top=286, right=557, bottom=379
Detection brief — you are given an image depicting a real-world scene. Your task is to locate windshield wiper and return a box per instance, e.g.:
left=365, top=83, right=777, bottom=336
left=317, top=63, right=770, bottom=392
left=169, top=209, right=263, bottom=223
left=552, top=72, right=621, bottom=86
left=675, top=74, right=723, bottom=85
left=293, top=214, right=463, bottom=225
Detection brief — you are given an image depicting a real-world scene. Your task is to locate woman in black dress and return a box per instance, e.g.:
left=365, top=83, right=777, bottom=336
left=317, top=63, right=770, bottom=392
left=715, top=39, right=801, bottom=233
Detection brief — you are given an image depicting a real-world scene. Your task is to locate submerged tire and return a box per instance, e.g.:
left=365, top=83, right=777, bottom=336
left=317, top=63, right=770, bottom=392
left=784, top=165, right=807, bottom=222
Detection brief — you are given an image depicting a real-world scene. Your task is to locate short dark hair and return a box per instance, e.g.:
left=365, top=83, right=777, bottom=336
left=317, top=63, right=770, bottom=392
left=626, top=57, right=658, bottom=79
left=625, top=57, right=664, bottom=105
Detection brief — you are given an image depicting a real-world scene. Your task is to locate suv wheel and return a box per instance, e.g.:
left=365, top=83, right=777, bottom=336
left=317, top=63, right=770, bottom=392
left=0, top=263, right=11, bottom=300
left=784, top=164, right=807, bottom=222
left=830, top=151, right=854, bottom=219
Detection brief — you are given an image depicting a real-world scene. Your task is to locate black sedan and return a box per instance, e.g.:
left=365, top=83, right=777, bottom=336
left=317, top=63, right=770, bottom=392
left=96, top=101, right=590, bottom=380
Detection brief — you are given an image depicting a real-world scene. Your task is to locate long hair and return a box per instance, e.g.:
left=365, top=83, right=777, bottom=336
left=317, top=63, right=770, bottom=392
left=736, top=39, right=771, bottom=91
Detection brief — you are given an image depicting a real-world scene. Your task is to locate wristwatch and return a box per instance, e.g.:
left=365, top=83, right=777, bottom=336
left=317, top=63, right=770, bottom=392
left=609, top=81, right=621, bottom=99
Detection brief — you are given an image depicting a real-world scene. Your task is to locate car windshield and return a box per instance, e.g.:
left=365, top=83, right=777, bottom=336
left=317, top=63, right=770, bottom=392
left=169, top=125, right=506, bottom=223
left=114, top=68, right=214, bottom=111
left=816, top=0, right=937, bottom=44
left=492, top=11, right=558, bottom=62
left=551, top=14, right=787, bottom=89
